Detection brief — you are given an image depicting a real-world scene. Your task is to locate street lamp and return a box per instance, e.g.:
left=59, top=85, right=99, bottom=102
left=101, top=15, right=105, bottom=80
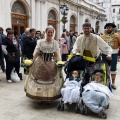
left=60, top=3, right=69, bottom=30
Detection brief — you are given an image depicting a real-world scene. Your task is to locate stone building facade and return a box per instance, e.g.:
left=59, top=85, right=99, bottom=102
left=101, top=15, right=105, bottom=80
left=91, top=0, right=112, bottom=22
left=111, top=0, right=120, bottom=29
left=0, top=0, right=106, bottom=38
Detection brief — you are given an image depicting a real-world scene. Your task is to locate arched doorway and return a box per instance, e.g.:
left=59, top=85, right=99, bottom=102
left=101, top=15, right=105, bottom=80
left=48, top=10, right=57, bottom=31
left=11, top=1, right=28, bottom=37
left=70, top=15, right=76, bottom=32
left=95, top=21, right=100, bottom=34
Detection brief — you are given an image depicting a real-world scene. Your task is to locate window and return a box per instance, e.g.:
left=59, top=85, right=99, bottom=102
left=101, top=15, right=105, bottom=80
left=70, top=15, right=76, bottom=24
left=117, top=15, right=120, bottom=20
left=11, top=1, right=26, bottom=15
left=117, top=24, right=119, bottom=29
left=113, top=8, right=115, bottom=13
left=48, top=10, right=56, bottom=20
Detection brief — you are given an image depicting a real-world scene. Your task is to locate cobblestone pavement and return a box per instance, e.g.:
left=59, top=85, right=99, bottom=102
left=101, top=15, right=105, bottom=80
left=0, top=62, right=120, bottom=120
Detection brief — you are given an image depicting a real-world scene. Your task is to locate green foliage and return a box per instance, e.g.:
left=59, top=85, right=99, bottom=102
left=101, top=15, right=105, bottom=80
left=61, top=18, right=68, bottom=24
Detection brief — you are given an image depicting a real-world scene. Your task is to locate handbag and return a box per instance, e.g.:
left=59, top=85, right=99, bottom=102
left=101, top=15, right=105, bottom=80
left=19, top=73, right=23, bottom=80
left=7, top=52, right=20, bottom=63
left=11, top=69, right=20, bottom=82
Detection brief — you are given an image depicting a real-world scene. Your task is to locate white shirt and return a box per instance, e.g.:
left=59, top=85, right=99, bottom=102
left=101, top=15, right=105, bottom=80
left=72, top=34, right=112, bottom=57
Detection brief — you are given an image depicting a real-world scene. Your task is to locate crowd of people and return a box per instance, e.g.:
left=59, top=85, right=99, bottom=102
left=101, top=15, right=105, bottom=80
left=0, top=22, right=120, bottom=94
left=60, top=22, right=120, bottom=90
left=0, top=27, right=45, bottom=82
left=0, top=26, right=94, bottom=82
left=0, top=22, right=120, bottom=117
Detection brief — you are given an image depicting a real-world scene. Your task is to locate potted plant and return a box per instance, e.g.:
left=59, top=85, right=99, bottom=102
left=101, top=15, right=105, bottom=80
left=61, top=17, right=68, bottom=24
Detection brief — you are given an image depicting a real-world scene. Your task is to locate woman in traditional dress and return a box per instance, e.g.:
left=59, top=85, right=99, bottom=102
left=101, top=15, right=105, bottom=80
left=24, top=26, right=63, bottom=101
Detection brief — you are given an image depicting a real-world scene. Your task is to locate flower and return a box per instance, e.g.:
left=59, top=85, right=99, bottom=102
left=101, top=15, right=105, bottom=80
left=56, top=61, right=65, bottom=65
left=56, top=61, right=65, bottom=68
left=68, top=54, right=73, bottom=59
left=24, top=59, right=33, bottom=66
left=23, top=59, right=33, bottom=75
left=76, top=53, right=80, bottom=55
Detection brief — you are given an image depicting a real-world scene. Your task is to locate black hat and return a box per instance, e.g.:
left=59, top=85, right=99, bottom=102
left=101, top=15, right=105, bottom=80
left=82, top=22, right=91, bottom=27
left=104, top=23, right=116, bottom=29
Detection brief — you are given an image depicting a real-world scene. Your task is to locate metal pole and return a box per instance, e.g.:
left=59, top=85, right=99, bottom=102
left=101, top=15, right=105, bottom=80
left=64, top=23, right=65, bottom=30
left=63, top=10, right=65, bottom=30
left=60, top=3, right=69, bottom=31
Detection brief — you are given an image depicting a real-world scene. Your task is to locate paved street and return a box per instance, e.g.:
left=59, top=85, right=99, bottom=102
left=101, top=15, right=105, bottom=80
left=0, top=62, right=120, bottom=120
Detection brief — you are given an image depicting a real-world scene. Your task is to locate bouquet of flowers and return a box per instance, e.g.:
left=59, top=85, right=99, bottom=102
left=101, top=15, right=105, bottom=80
left=23, top=59, right=33, bottom=75
left=56, top=61, right=65, bottom=68
left=56, top=61, right=65, bottom=78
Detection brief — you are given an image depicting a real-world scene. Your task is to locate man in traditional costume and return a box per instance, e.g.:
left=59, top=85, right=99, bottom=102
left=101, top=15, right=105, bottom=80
left=72, top=22, right=112, bottom=61
left=101, top=23, right=120, bottom=90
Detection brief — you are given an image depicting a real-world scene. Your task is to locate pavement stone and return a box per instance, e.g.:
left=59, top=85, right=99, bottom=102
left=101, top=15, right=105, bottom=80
left=0, top=62, right=120, bottom=120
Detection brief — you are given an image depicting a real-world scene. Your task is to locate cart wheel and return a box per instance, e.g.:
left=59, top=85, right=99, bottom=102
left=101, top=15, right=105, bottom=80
left=75, top=105, right=80, bottom=113
left=105, top=104, right=109, bottom=109
left=57, top=103, right=61, bottom=111
left=61, top=104, right=64, bottom=111
left=80, top=105, right=85, bottom=115
left=79, top=98, right=85, bottom=114
left=84, top=105, right=88, bottom=115
left=101, top=111, right=107, bottom=119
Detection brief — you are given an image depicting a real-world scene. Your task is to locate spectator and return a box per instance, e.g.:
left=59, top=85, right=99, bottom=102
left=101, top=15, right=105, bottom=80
left=20, top=28, right=30, bottom=58
left=25, top=28, right=37, bottom=59
left=6, top=28, right=12, bottom=34
left=71, top=32, right=78, bottom=50
left=40, top=32, right=45, bottom=39
left=91, top=27, right=95, bottom=34
left=0, top=27, right=6, bottom=72
left=101, top=23, right=120, bottom=90
left=66, top=31, right=71, bottom=54
left=2, top=30, right=21, bottom=83
left=60, top=33, right=69, bottom=61
left=35, top=30, right=41, bottom=39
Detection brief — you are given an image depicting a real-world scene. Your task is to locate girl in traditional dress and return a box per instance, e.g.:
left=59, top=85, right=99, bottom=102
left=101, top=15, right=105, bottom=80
left=24, top=26, right=63, bottom=101
left=61, top=70, right=82, bottom=104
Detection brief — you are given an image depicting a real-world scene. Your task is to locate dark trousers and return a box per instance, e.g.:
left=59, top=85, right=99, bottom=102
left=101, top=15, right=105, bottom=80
left=6, top=58, right=20, bottom=80
left=62, top=54, right=67, bottom=61
left=0, top=52, right=5, bottom=70
left=102, top=53, right=118, bottom=71
left=26, top=55, right=33, bottom=59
